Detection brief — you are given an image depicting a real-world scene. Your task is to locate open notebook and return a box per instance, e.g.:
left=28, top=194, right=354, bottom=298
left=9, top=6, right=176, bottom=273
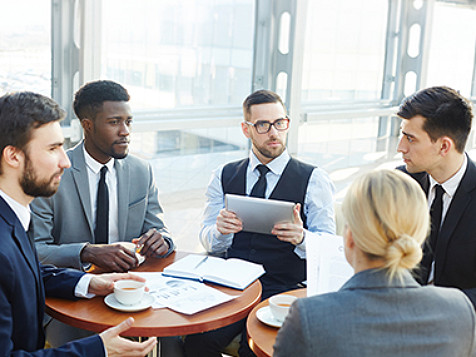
left=162, top=254, right=265, bottom=290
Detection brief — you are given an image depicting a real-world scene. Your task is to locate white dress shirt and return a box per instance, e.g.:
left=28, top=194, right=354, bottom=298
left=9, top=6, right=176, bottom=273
left=427, top=154, right=467, bottom=282
left=428, top=155, right=467, bottom=224
left=0, top=189, right=92, bottom=297
left=200, top=150, right=336, bottom=259
left=84, top=148, right=119, bottom=243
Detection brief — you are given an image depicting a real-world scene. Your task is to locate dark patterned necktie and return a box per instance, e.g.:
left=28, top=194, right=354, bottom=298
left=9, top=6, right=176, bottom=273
left=429, top=184, right=444, bottom=259
left=95, top=166, right=109, bottom=244
left=249, top=164, right=270, bottom=198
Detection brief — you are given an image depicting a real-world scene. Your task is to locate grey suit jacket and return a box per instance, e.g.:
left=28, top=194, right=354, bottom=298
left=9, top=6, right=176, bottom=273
left=274, top=269, right=476, bottom=357
left=29, top=142, right=174, bottom=269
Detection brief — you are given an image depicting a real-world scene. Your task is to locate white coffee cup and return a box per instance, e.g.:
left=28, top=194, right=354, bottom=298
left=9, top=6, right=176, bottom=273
left=268, top=294, right=297, bottom=322
left=114, top=280, right=145, bottom=306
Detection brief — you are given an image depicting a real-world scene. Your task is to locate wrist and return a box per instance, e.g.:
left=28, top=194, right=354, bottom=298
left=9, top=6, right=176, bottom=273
left=80, top=243, right=93, bottom=263
left=162, top=236, right=175, bottom=257
left=297, top=230, right=306, bottom=245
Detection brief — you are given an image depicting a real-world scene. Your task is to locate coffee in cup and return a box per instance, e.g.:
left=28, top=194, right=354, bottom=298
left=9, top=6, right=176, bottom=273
left=269, top=294, right=297, bottom=322
left=114, top=280, right=145, bottom=306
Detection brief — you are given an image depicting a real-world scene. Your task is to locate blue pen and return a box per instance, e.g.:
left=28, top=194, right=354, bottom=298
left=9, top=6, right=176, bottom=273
left=194, top=256, right=208, bottom=269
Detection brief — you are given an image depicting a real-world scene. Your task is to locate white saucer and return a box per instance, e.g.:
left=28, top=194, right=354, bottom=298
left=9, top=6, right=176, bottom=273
left=256, top=306, right=283, bottom=328
left=104, top=293, right=153, bottom=312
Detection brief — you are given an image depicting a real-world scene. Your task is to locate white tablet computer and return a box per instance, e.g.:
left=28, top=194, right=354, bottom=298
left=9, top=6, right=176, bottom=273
left=225, top=194, right=296, bottom=235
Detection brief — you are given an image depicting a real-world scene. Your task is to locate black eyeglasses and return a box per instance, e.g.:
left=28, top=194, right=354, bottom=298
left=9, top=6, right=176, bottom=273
left=245, top=117, right=290, bottom=134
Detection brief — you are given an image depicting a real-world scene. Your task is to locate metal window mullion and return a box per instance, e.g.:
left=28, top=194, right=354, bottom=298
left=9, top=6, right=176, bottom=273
left=51, top=0, right=79, bottom=125
left=379, top=0, right=401, bottom=138
left=79, top=0, right=102, bottom=85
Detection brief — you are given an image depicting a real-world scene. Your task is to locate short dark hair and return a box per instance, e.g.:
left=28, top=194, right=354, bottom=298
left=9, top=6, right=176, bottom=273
left=73, top=80, right=130, bottom=120
left=397, top=86, right=473, bottom=153
left=0, top=92, right=65, bottom=170
left=242, top=89, right=286, bottom=121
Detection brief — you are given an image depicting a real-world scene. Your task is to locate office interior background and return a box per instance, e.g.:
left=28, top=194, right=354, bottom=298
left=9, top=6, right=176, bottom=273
left=1, top=0, right=476, bottom=252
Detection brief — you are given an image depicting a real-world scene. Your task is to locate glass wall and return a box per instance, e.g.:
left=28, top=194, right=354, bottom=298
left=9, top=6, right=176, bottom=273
left=101, top=0, right=254, bottom=184
left=1, top=0, right=475, bottom=250
left=101, top=0, right=254, bottom=110
left=301, top=0, right=388, bottom=103
left=425, top=2, right=476, bottom=96
left=0, top=0, right=51, bottom=96
left=298, top=0, right=392, bottom=195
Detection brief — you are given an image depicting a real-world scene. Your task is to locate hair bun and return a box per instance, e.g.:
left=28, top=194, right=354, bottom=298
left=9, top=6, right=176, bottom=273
left=385, top=234, right=422, bottom=271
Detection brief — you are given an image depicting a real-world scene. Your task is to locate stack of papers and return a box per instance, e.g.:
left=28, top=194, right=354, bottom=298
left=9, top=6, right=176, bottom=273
left=133, top=272, right=237, bottom=315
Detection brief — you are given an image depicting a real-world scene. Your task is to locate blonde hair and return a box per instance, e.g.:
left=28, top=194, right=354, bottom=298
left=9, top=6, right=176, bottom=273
left=342, top=169, right=429, bottom=281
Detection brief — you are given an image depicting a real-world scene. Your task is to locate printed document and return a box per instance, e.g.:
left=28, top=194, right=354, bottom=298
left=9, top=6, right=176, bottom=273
left=134, top=272, right=237, bottom=315
left=306, top=233, right=354, bottom=297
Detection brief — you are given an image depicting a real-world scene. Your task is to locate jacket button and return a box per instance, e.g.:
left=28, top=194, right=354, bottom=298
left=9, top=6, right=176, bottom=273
left=250, top=249, right=256, bottom=255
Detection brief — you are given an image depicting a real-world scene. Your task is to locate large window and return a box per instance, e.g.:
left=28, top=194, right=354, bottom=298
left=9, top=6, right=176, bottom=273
left=0, top=0, right=51, bottom=96
left=298, top=0, right=391, bottom=194
left=425, top=2, right=476, bottom=96
left=101, top=0, right=254, bottom=110
left=301, top=0, right=388, bottom=103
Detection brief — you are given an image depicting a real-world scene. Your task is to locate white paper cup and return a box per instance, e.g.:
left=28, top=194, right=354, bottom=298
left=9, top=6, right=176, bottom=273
left=269, top=294, right=297, bottom=322
left=114, top=280, right=145, bottom=306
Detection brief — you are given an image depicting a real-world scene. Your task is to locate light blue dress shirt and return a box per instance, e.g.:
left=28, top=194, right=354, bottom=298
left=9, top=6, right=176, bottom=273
left=199, top=150, right=336, bottom=259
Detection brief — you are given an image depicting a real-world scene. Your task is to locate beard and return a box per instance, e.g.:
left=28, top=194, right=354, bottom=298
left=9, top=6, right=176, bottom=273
left=253, top=138, right=286, bottom=160
left=99, top=140, right=129, bottom=160
left=20, top=155, right=62, bottom=198
left=110, top=145, right=129, bottom=160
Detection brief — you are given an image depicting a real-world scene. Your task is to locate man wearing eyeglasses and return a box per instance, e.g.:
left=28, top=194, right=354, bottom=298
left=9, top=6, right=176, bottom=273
left=183, top=89, right=336, bottom=357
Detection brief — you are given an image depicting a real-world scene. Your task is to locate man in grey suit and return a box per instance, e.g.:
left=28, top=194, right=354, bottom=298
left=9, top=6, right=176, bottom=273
left=28, top=81, right=181, bottom=354
left=29, top=80, right=174, bottom=272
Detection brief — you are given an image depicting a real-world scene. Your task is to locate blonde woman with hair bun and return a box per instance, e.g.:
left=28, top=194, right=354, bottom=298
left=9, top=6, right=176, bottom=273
left=341, top=169, right=428, bottom=281
left=274, top=169, right=476, bottom=357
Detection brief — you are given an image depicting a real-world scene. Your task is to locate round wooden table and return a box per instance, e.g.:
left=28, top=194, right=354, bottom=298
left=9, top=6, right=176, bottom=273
left=45, top=251, right=262, bottom=337
left=246, top=288, right=306, bottom=357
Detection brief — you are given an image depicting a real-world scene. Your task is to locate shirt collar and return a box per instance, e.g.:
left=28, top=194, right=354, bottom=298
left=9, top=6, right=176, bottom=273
left=248, top=149, right=290, bottom=175
left=0, top=189, right=31, bottom=231
left=429, top=154, right=467, bottom=198
left=83, top=146, right=115, bottom=174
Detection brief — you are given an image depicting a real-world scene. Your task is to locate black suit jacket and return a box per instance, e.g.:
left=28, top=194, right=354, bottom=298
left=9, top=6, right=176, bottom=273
left=398, top=157, right=476, bottom=307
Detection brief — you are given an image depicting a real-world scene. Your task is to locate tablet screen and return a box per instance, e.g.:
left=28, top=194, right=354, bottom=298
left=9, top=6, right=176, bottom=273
left=225, top=194, right=295, bottom=235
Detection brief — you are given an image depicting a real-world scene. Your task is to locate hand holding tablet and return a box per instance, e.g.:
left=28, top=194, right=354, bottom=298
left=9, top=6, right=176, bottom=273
left=225, top=194, right=296, bottom=235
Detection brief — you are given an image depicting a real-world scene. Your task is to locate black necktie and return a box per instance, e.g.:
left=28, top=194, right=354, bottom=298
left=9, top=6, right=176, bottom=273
left=249, top=165, right=270, bottom=198
left=95, top=166, right=109, bottom=244
left=429, top=184, right=445, bottom=257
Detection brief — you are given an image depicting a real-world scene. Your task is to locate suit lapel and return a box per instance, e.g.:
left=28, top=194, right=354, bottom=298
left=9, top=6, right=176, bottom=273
left=70, top=143, right=94, bottom=236
left=0, top=198, right=46, bottom=345
left=0, top=197, right=41, bottom=291
left=435, top=158, right=476, bottom=278
left=416, top=172, right=430, bottom=196
left=116, top=158, right=129, bottom=241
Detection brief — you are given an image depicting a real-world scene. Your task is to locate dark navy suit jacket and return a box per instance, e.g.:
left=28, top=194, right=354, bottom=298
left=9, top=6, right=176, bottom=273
left=398, top=157, right=476, bottom=307
left=0, top=196, right=104, bottom=356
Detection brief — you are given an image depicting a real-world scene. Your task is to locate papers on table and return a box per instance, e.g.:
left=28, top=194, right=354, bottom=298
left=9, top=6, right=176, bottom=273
left=306, top=233, right=354, bottom=297
left=132, top=272, right=237, bottom=315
